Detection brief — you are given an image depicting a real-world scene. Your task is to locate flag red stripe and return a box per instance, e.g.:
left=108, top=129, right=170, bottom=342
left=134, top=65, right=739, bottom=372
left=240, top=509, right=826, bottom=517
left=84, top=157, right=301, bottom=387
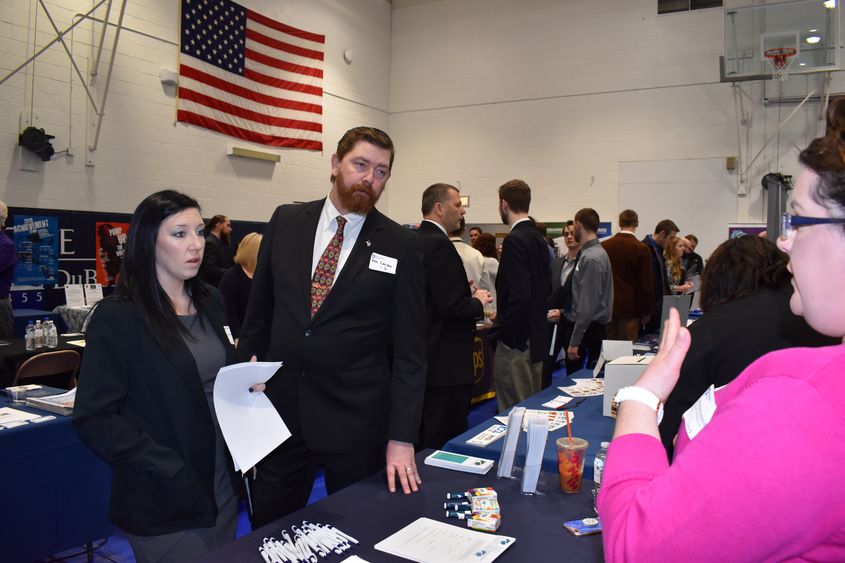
left=245, top=47, right=323, bottom=78
left=246, top=28, right=324, bottom=61
left=180, top=64, right=322, bottom=115
left=244, top=68, right=323, bottom=96
left=179, top=88, right=322, bottom=132
left=246, top=9, right=325, bottom=45
left=177, top=110, right=323, bottom=150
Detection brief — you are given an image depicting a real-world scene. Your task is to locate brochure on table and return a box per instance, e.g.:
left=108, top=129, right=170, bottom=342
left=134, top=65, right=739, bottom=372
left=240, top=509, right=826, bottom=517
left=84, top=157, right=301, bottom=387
left=374, top=517, right=516, bottom=562
left=64, top=284, right=86, bottom=308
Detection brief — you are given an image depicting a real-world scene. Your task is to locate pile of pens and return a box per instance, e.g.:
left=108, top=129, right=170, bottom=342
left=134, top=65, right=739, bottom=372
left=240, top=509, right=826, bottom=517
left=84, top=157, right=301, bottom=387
left=444, top=487, right=501, bottom=532
left=258, top=521, right=358, bottom=563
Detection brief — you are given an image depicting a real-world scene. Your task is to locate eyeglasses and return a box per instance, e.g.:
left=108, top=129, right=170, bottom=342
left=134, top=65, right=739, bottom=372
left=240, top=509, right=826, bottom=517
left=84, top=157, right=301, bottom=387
left=780, top=212, right=845, bottom=240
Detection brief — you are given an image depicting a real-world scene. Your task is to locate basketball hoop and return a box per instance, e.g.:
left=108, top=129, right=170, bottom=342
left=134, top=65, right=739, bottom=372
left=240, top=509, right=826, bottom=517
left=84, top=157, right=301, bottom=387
left=764, top=47, right=798, bottom=81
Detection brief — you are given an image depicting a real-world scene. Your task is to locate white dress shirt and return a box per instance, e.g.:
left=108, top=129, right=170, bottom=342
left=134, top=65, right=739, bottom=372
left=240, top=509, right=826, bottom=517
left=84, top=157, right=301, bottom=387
left=311, top=196, right=367, bottom=278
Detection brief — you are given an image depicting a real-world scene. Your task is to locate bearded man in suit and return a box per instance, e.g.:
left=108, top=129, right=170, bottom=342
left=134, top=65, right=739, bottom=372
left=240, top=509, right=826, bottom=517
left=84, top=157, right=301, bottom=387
left=239, top=127, right=427, bottom=527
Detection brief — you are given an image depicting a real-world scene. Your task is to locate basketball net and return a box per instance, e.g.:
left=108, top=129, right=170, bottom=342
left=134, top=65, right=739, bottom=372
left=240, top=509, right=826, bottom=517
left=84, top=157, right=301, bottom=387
left=764, top=47, right=797, bottom=81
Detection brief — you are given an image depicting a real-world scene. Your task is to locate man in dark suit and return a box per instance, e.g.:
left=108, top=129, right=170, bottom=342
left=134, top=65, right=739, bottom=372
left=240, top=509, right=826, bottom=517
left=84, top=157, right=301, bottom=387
left=416, top=183, right=491, bottom=450
left=490, top=179, right=550, bottom=412
left=200, top=214, right=233, bottom=286
left=642, top=219, right=679, bottom=334
left=602, top=210, right=654, bottom=341
left=238, top=127, right=427, bottom=527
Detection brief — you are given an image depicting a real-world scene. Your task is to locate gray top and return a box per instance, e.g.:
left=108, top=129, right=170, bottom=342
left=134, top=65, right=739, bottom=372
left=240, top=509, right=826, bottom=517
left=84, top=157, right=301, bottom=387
left=178, top=313, right=234, bottom=511
left=564, top=238, right=614, bottom=347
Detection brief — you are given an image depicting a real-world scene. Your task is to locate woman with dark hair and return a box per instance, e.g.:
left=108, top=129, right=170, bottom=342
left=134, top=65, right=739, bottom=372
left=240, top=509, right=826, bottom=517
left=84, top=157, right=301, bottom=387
left=662, top=235, right=693, bottom=294
left=599, top=99, right=845, bottom=560
left=658, top=235, right=835, bottom=457
left=473, top=232, right=499, bottom=304
left=73, top=190, right=239, bottom=562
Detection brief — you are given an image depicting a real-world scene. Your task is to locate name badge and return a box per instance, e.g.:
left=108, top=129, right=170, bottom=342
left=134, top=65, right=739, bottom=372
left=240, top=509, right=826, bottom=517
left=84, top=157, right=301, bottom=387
left=369, top=252, right=398, bottom=274
left=683, top=384, right=717, bottom=440
left=223, top=325, right=235, bottom=345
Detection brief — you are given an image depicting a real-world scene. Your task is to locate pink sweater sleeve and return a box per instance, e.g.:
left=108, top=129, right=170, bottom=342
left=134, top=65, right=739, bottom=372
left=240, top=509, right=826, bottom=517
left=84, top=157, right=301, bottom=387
left=597, top=374, right=845, bottom=562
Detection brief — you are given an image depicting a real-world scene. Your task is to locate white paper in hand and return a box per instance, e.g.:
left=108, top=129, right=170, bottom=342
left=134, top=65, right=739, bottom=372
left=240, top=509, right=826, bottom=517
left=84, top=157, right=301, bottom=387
left=213, top=361, right=289, bottom=473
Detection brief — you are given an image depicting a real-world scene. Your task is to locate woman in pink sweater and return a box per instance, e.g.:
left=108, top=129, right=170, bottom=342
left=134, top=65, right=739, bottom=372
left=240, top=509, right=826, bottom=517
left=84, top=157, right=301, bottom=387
left=598, top=100, right=845, bottom=561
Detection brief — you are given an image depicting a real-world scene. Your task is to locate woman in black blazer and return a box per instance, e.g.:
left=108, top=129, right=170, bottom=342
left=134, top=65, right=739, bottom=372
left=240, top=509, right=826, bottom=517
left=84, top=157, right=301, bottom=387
left=73, top=190, right=239, bottom=562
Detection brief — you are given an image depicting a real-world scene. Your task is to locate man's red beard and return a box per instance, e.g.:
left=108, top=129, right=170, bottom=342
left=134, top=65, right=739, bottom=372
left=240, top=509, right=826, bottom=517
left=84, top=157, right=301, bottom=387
left=335, top=171, right=381, bottom=214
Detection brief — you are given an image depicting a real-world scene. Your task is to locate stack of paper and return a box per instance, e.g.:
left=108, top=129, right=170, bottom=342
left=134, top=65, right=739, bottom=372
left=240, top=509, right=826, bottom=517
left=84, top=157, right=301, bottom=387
left=213, top=361, right=290, bottom=473
left=27, top=388, right=76, bottom=416
left=374, top=518, right=516, bottom=563
left=521, top=412, right=548, bottom=494
left=496, top=407, right=524, bottom=478
left=559, top=378, right=605, bottom=397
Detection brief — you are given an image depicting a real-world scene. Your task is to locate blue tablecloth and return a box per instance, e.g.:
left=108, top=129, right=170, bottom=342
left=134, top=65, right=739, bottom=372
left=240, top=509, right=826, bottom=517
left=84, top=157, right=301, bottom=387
left=443, top=369, right=615, bottom=480
left=201, top=449, right=604, bottom=562
left=0, top=397, right=111, bottom=563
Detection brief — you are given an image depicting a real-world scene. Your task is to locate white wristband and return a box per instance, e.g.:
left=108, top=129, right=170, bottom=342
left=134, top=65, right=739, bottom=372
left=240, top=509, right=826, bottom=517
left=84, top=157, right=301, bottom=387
left=612, top=386, right=664, bottom=425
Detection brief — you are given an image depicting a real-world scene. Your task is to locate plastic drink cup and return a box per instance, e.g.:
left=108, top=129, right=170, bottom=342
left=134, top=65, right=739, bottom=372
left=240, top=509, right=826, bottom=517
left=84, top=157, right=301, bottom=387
left=556, top=437, right=589, bottom=493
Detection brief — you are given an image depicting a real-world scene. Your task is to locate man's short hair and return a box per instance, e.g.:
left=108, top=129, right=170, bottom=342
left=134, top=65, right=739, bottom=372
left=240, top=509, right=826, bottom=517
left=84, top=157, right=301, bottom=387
left=498, top=179, right=531, bottom=213
left=574, top=208, right=600, bottom=233
left=206, top=214, right=228, bottom=232
left=619, top=209, right=638, bottom=228
left=654, top=219, right=680, bottom=237
left=421, top=183, right=458, bottom=216
left=469, top=226, right=482, bottom=235
left=331, top=126, right=395, bottom=182
left=565, top=219, right=574, bottom=228
left=685, top=234, right=699, bottom=244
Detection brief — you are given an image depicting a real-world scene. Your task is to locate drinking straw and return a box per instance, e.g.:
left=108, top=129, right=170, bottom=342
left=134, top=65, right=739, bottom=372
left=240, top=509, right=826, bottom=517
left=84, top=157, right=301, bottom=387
left=565, top=410, right=572, bottom=444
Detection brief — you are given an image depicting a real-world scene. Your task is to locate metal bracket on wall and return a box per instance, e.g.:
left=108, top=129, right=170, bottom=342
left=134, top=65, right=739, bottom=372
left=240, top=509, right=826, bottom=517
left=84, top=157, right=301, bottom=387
left=0, top=0, right=128, bottom=168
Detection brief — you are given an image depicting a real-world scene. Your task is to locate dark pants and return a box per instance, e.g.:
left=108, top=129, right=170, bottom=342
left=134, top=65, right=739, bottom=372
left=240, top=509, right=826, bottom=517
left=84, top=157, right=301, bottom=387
left=0, top=298, right=12, bottom=340
left=562, top=320, right=607, bottom=375
left=249, top=436, right=383, bottom=528
left=417, top=384, right=472, bottom=452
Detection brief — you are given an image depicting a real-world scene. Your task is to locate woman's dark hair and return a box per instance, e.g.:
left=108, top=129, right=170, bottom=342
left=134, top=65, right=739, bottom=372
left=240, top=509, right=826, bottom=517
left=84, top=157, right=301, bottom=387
left=116, top=190, right=210, bottom=348
left=699, top=235, right=790, bottom=313
left=473, top=232, right=498, bottom=259
left=799, top=97, right=845, bottom=225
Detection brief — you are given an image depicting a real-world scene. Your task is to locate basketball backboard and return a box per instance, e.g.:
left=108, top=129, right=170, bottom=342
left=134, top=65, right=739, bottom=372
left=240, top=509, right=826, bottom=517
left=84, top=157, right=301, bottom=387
left=722, top=0, right=839, bottom=81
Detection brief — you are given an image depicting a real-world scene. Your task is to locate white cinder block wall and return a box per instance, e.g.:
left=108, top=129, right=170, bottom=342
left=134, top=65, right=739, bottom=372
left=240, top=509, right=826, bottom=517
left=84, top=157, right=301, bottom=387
left=385, top=0, right=845, bottom=227
left=2, top=0, right=844, bottom=229
left=0, top=0, right=392, bottom=221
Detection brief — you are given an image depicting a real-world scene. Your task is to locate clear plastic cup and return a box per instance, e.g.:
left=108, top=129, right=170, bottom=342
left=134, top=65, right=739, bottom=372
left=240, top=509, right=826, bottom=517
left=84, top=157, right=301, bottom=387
left=556, top=437, right=589, bottom=493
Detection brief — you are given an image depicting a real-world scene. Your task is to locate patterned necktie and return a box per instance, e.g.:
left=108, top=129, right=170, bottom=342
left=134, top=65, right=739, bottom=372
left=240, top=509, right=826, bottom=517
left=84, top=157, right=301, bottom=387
left=310, top=216, right=347, bottom=317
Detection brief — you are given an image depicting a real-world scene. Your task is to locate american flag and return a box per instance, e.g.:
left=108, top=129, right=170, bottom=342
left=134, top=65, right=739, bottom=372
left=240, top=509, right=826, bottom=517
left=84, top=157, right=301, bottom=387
left=177, top=0, right=324, bottom=151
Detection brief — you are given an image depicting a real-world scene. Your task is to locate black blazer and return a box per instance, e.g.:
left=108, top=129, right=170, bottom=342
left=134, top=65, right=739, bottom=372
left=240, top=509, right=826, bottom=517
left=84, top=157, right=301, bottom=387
left=238, top=200, right=427, bottom=451
left=201, top=234, right=234, bottom=286
left=417, top=221, right=483, bottom=387
left=658, top=285, right=838, bottom=458
left=72, top=286, right=238, bottom=536
left=491, top=220, right=551, bottom=363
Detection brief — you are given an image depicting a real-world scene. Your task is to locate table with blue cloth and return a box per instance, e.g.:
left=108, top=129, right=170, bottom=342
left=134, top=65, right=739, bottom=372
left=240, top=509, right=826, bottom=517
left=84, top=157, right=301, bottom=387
left=444, top=369, right=615, bottom=480
left=201, top=449, right=604, bottom=562
left=0, top=396, right=111, bottom=563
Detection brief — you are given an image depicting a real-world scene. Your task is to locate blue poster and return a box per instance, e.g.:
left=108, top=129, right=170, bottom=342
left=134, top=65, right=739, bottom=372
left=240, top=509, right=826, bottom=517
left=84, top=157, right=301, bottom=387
left=12, top=215, right=59, bottom=286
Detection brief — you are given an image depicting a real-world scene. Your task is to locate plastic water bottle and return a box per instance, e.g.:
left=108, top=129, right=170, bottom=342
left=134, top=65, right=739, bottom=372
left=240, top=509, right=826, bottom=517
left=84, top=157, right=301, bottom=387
left=592, top=441, right=609, bottom=514
left=46, top=321, right=58, bottom=348
left=25, top=321, right=35, bottom=351
left=34, top=320, right=44, bottom=348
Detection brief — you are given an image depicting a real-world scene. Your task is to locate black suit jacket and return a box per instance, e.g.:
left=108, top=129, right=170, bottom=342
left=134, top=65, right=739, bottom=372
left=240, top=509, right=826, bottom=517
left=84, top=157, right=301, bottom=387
left=658, top=285, right=838, bottom=458
left=417, top=221, right=482, bottom=387
left=238, top=199, right=427, bottom=452
left=491, top=220, right=551, bottom=363
left=72, top=286, right=238, bottom=535
left=201, top=234, right=234, bottom=286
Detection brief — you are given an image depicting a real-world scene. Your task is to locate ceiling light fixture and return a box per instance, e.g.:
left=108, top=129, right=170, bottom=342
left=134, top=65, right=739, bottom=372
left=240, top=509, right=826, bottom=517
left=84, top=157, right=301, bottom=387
left=806, top=35, right=822, bottom=44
